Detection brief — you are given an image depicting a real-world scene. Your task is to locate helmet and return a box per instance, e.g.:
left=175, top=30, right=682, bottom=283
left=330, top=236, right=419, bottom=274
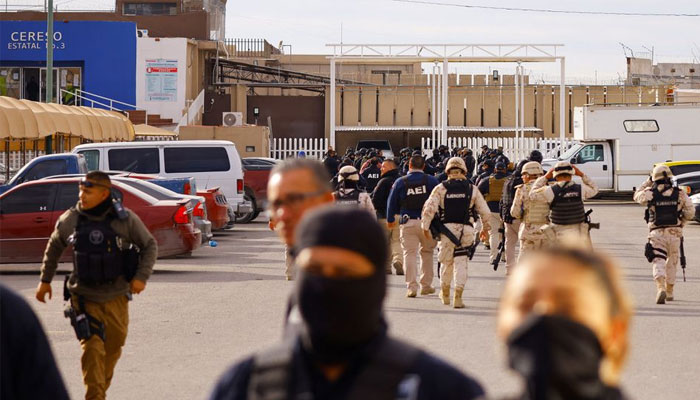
left=483, top=159, right=495, bottom=168
left=338, top=165, right=360, bottom=182
left=359, top=148, right=368, bottom=155
left=552, top=161, right=574, bottom=177
left=651, top=165, right=673, bottom=181
left=445, top=157, right=467, bottom=174
left=521, top=161, right=544, bottom=176
left=412, top=150, right=422, bottom=156
left=529, top=150, right=543, bottom=163
left=495, top=162, right=507, bottom=171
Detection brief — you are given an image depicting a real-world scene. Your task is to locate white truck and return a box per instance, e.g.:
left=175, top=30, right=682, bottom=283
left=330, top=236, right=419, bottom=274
left=541, top=104, right=700, bottom=192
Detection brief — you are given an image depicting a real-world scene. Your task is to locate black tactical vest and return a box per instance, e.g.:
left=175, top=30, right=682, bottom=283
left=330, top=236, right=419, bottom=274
left=334, top=189, right=361, bottom=206
left=72, top=215, right=125, bottom=284
left=364, top=166, right=382, bottom=192
left=441, top=180, right=473, bottom=225
left=550, top=183, right=586, bottom=225
left=648, top=187, right=680, bottom=226
left=400, top=175, right=429, bottom=211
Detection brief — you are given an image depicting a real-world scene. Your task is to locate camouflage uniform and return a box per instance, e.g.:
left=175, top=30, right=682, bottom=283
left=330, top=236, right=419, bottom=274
left=510, top=180, right=550, bottom=258
left=634, top=177, right=695, bottom=302
left=421, top=181, right=491, bottom=294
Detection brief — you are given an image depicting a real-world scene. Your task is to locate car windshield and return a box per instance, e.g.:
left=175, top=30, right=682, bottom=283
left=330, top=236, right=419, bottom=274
left=559, top=143, right=583, bottom=160
left=357, top=141, right=391, bottom=150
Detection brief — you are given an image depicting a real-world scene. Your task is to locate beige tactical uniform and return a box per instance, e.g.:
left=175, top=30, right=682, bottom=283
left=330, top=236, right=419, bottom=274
left=421, top=180, right=491, bottom=307
left=511, top=180, right=550, bottom=258
left=634, top=179, right=695, bottom=302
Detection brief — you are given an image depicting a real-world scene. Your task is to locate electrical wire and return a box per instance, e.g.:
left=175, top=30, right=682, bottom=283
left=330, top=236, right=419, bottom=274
left=392, top=0, right=700, bottom=17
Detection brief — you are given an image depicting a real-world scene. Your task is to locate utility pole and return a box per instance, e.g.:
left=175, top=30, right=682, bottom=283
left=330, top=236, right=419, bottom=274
left=46, top=0, right=54, bottom=103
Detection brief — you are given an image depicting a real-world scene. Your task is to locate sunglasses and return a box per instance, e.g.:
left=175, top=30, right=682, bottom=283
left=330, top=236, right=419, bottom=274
left=79, top=179, right=111, bottom=189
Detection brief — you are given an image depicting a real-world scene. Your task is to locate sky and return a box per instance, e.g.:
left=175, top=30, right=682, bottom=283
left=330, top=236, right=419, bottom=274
left=7, top=0, right=700, bottom=83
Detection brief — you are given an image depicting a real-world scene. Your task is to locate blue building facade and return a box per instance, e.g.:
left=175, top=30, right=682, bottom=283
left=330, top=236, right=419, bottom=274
left=0, top=20, right=136, bottom=108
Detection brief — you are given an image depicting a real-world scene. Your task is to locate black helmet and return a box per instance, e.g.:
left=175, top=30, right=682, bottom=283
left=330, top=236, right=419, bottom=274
left=495, top=162, right=507, bottom=171
left=529, top=150, right=543, bottom=163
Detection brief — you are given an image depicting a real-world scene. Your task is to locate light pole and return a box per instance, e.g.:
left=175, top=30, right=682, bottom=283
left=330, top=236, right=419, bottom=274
left=46, top=0, right=54, bottom=103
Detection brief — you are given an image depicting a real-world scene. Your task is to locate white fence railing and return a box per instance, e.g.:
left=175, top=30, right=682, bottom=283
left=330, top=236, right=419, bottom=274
left=0, top=150, right=46, bottom=174
left=270, top=138, right=329, bottom=160
left=421, top=137, right=578, bottom=161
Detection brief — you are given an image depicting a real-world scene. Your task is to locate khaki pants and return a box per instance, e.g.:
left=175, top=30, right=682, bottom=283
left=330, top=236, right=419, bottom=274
left=284, top=245, right=295, bottom=279
left=518, top=222, right=546, bottom=261
left=488, top=212, right=503, bottom=263
left=544, top=223, right=591, bottom=247
left=504, top=219, right=521, bottom=274
left=72, top=295, right=129, bottom=400
left=400, top=219, right=436, bottom=291
left=438, top=224, right=475, bottom=290
left=649, top=228, right=682, bottom=285
left=380, top=217, right=403, bottom=271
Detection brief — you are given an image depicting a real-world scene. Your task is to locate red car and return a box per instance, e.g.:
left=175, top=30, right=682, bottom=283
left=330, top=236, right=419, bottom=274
left=0, top=177, right=201, bottom=263
left=237, top=158, right=278, bottom=223
left=197, top=187, right=230, bottom=231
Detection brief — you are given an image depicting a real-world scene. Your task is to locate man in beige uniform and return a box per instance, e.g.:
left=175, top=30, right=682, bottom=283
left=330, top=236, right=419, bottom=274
left=421, top=158, right=491, bottom=308
left=634, top=165, right=695, bottom=304
left=510, top=161, right=549, bottom=259
left=35, top=171, right=157, bottom=400
left=530, top=161, right=599, bottom=245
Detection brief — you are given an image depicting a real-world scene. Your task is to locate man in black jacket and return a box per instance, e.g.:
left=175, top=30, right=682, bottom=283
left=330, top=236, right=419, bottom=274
left=208, top=207, right=485, bottom=400
left=371, top=159, right=403, bottom=274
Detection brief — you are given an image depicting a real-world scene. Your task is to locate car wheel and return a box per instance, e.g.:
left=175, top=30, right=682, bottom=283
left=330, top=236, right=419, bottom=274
left=235, top=191, right=257, bottom=224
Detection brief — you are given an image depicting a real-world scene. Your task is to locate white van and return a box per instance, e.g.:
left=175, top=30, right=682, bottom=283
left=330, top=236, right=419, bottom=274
left=72, top=140, right=251, bottom=214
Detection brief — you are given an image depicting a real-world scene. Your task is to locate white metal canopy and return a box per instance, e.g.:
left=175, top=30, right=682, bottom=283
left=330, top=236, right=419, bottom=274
left=327, top=43, right=567, bottom=160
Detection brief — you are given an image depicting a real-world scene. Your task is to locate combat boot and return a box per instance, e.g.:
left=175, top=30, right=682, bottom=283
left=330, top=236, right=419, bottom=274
left=393, top=261, right=404, bottom=276
left=666, top=283, right=675, bottom=301
left=420, top=286, right=436, bottom=295
left=453, top=288, right=465, bottom=309
left=439, top=285, right=450, bottom=305
left=655, top=277, right=667, bottom=304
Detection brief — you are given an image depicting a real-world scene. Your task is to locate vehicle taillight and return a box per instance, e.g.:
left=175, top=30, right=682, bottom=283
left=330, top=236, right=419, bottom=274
left=237, top=179, right=243, bottom=194
left=174, top=205, right=190, bottom=224
left=184, top=182, right=191, bottom=195
left=193, top=202, right=205, bottom=218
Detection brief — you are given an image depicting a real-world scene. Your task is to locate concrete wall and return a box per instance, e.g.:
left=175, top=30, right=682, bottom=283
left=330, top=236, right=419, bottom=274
left=178, top=125, right=270, bottom=157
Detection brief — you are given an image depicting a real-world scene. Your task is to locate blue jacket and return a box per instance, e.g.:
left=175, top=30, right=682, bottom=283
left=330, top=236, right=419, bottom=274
left=386, top=171, right=439, bottom=223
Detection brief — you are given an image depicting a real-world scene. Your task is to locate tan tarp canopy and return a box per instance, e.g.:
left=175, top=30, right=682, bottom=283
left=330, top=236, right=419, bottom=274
left=0, top=96, right=134, bottom=141
left=133, top=124, right=177, bottom=137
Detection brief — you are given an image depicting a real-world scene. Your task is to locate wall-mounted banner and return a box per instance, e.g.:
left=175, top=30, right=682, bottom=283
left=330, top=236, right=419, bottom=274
left=145, top=59, right=177, bottom=102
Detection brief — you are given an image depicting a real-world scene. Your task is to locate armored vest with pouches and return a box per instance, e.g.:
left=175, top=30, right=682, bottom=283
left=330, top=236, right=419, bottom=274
left=485, top=176, right=506, bottom=203
left=334, top=189, right=361, bottom=206
left=646, top=186, right=680, bottom=227
left=72, top=214, right=126, bottom=285
left=521, top=182, right=550, bottom=224
left=550, top=183, right=586, bottom=225
left=440, top=179, right=474, bottom=225
left=400, top=174, right=429, bottom=212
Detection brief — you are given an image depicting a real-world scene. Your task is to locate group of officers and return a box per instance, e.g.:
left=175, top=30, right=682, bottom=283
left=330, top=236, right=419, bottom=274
left=322, top=144, right=611, bottom=309
left=11, top=141, right=693, bottom=399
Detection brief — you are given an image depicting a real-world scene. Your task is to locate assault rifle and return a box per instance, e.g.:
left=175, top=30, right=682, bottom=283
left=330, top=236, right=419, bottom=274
left=681, top=237, right=687, bottom=282
left=585, top=209, right=600, bottom=231
left=492, top=225, right=505, bottom=271
left=430, top=217, right=478, bottom=260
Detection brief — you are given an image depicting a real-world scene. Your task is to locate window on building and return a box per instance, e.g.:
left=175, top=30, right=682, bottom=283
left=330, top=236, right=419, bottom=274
left=123, top=2, right=177, bottom=16
left=623, top=120, right=659, bottom=133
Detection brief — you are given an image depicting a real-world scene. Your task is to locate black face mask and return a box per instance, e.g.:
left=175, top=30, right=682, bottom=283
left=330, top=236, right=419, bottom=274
left=507, top=314, right=612, bottom=400
left=297, top=272, right=385, bottom=364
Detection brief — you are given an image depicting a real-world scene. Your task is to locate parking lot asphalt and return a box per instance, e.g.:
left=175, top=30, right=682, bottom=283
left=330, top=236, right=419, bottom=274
left=2, top=203, right=700, bottom=399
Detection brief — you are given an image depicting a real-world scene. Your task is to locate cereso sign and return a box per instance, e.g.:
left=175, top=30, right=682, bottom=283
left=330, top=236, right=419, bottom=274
left=7, top=31, right=66, bottom=50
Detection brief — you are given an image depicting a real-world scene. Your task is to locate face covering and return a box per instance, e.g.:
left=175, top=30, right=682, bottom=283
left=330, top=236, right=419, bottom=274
left=297, top=271, right=385, bottom=364
left=507, top=314, right=609, bottom=400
